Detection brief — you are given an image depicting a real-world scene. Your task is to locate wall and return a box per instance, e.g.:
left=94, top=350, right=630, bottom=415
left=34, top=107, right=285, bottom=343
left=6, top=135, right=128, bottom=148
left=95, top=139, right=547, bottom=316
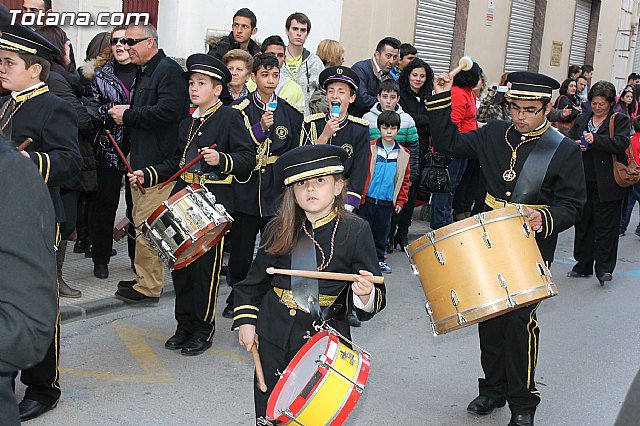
left=339, top=0, right=417, bottom=67
left=157, top=0, right=343, bottom=61
left=464, top=0, right=511, bottom=83
left=538, top=0, right=577, bottom=84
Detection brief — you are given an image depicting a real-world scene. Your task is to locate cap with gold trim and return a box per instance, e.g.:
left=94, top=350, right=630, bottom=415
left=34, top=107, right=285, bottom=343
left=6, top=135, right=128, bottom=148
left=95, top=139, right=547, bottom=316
left=184, top=53, right=231, bottom=85
left=0, top=25, right=60, bottom=61
left=277, top=145, right=348, bottom=186
left=506, top=71, right=560, bottom=101
left=319, top=65, right=359, bottom=91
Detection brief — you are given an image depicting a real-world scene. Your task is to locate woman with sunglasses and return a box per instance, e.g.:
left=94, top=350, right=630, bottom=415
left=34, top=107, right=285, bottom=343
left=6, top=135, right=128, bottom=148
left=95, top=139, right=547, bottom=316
left=81, top=26, right=137, bottom=280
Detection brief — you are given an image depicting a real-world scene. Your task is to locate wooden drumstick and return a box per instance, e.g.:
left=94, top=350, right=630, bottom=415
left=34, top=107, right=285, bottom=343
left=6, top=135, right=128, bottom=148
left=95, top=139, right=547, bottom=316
left=17, top=137, right=33, bottom=151
left=251, top=343, right=268, bottom=393
left=438, top=56, right=474, bottom=86
left=266, top=267, right=384, bottom=285
left=158, top=144, right=217, bottom=190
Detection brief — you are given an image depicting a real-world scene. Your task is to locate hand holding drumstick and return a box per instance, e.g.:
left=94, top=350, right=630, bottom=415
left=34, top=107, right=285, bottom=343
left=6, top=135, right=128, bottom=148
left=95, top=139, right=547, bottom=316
left=239, top=324, right=267, bottom=393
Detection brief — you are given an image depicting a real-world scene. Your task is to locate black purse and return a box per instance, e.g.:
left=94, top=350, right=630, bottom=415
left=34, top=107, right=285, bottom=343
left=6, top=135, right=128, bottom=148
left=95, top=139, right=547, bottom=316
left=418, top=151, right=451, bottom=193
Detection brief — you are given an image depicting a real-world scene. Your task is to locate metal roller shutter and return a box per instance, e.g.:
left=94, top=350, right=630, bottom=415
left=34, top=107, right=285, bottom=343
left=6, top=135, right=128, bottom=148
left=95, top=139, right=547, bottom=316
left=569, top=0, right=591, bottom=66
left=504, top=0, right=536, bottom=72
left=414, top=0, right=457, bottom=74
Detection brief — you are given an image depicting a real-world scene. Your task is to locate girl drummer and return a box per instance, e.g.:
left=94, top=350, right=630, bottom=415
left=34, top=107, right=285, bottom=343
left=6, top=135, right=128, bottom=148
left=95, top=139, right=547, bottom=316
left=232, top=144, right=386, bottom=420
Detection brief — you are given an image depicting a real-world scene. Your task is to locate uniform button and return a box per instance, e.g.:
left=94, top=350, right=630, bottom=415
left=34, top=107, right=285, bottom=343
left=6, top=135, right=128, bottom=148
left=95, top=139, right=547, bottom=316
left=197, top=132, right=202, bottom=136
left=289, top=309, right=297, bottom=317
left=506, top=191, right=511, bottom=196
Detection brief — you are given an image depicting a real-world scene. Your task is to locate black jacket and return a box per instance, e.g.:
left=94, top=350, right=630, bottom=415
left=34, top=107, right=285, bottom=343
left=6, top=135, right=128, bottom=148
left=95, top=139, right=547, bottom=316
left=568, top=110, right=631, bottom=202
left=350, top=58, right=381, bottom=117
left=207, top=32, right=261, bottom=60
left=399, top=86, right=431, bottom=160
left=0, top=142, right=57, bottom=372
left=123, top=49, right=190, bottom=170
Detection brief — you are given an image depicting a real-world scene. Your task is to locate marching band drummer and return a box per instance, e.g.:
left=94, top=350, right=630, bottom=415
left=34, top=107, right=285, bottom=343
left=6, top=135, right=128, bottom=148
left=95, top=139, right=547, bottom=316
left=233, top=145, right=386, bottom=421
left=128, top=54, right=255, bottom=356
left=426, top=71, right=587, bottom=426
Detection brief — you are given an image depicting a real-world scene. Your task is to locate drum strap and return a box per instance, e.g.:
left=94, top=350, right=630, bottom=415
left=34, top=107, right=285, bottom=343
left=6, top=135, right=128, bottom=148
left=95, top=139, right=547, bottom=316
left=291, top=232, right=320, bottom=319
left=511, top=126, right=563, bottom=204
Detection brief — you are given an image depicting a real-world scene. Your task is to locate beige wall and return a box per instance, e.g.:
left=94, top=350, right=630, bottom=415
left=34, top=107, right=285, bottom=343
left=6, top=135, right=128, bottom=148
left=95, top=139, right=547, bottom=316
left=538, top=0, right=577, bottom=84
left=592, top=0, right=622, bottom=85
left=464, top=0, right=511, bottom=84
left=339, top=0, right=417, bottom=67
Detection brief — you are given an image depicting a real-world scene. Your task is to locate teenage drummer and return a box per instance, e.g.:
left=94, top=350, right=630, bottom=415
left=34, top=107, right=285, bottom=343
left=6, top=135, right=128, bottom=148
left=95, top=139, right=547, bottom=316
left=426, top=71, right=586, bottom=425
left=232, top=145, right=386, bottom=420
left=128, top=54, right=255, bottom=356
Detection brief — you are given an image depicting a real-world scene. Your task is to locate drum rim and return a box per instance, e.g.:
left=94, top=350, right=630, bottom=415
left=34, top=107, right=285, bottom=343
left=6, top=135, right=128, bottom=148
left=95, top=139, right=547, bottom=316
left=172, top=221, right=231, bottom=269
left=146, top=183, right=205, bottom=224
left=407, top=212, right=528, bottom=257
left=429, top=282, right=557, bottom=334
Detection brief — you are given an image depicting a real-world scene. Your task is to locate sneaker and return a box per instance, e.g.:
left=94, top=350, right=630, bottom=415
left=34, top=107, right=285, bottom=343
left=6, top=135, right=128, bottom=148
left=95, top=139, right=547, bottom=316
left=379, top=262, right=392, bottom=273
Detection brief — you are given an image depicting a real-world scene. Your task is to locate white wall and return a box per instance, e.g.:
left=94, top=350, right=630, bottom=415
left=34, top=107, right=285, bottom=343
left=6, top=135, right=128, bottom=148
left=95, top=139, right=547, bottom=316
left=157, top=0, right=344, bottom=60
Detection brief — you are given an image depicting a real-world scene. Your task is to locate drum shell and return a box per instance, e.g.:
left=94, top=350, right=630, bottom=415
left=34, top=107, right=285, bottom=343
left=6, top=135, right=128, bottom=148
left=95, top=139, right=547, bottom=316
left=407, top=206, right=556, bottom=335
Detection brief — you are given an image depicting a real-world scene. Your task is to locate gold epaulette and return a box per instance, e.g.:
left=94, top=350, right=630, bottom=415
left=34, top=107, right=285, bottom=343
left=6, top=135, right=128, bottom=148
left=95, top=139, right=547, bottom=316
left=232, top=99, right=250, bottom=111
left=282, top=98, right=304, bottom=115
left=348, top=115, right=369, bottom=126
left=304, top=112, right=325, bottom=123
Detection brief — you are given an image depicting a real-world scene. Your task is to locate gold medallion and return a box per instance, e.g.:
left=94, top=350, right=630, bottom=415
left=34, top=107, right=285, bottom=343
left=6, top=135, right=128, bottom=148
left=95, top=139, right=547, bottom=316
left=503, top=169, right=516, bottom=182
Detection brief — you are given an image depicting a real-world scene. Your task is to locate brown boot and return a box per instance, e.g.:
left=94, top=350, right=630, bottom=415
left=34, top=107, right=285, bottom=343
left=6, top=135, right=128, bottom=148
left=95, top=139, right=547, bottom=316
left=57, top=240, right=81, bottom=298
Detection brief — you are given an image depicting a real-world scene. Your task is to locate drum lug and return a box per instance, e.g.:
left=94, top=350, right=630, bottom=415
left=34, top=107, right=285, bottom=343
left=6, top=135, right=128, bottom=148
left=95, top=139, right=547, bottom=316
left=450, top=290, right=467, bottom=326
left=537, top=262, right=555, bottom=295
left=430, top=322, right=439, bottom=336
left=256, top=417, right=275, bottom=426
left=279, top=408, right=305, bottom=426
left=498, top=273, right=517, bottom=308
left=474, top=213, right=492, bottom=249
left=303, top=331, right=312, bottom=341
left=516, top=204, right=532, bottom=237
left=426, top=231, right=445, bottom=265
left=275, top=369, right=283, bottom=378
left=405, top=247, right=420, bottom=276
left=425, top=302, right=438, bottom=335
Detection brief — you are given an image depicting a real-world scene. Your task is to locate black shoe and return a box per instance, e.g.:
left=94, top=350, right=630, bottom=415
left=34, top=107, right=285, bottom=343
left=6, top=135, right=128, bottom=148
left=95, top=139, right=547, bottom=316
left=165, top=329, right=191, bottom=350
left=348, top=311, right=361, bottom=327
left=117, top=279, right=137, bottom=290
left=222, top=303, right=234, bottom=319
left=18, top=398, right=53, bottom=421
left=181, top=336, right=212, bottom=356
left=115, top=287, right=159, bottom=304
left=509, top=413, right=534, bottom=426
left=597, top=272, right=613, bottom=286
left=467, top=395, right=506, bottom=415
left=93, top=263, right=109, bottom=279
left=566, top=270, right=591, bottom=278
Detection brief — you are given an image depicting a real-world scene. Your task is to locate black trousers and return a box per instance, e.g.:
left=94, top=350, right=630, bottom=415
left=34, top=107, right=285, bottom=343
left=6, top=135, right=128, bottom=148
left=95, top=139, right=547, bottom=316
left=226, top=212, right=271, bottom=306
left=572, top=181, right=623, bottom=276
left=478, top=303, right=540, bottom=415
left=453, top=158, right=485, bottom=214
left=15, top=314, right=61, bottom=407
left=389, top=185, right=417, bottom=242
left=358, top=200, right=393, bottom=262
left=171, top=238, right=224, bottom=340
left=59, top=189, right=79, bottom=240
left=91, top=165, right=125, bottom=265
left=0, top=372, right=19, bottom=426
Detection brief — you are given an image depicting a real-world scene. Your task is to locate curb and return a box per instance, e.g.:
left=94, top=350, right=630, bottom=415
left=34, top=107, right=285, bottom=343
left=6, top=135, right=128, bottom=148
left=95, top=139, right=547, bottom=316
left=60, top=284, right=176, bottom=323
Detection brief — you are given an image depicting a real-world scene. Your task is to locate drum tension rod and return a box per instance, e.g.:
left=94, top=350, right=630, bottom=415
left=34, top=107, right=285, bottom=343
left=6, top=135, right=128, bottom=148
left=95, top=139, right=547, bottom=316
left=537, top=262, right=555, bottom=296
left=426, top=231, right=445, bottom=265
left=316, top=355, right=365, bottom=394
left=474, top=213, right=492, bottom=249
left=279, top=408, right=305, bottom=426
left=404, top=246, right=420, bottom=276
left=498, top=273, right=517, bottom=308
left=450, top=290, right=467, bottom=326
left=516, top=204, right=532, bottom=238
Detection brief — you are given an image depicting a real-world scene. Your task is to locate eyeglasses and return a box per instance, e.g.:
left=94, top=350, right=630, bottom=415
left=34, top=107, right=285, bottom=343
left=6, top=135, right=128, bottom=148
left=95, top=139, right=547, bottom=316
left=110, top=37, right=126, bottom=46
left=508, top=103, right=546, bottom=117
left=122, top=37, right=150, bottom=47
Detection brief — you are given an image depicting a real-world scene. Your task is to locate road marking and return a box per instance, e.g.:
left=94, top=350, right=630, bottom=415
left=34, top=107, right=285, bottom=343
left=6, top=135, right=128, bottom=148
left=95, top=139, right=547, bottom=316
left=61, top=322, right=246, bottom=383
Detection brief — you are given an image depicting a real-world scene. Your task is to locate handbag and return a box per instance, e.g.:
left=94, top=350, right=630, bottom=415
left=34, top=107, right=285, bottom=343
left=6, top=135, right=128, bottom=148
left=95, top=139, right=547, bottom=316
left=418, top=150, right=451, bottom=193
left=551, top=95, right=575, bottom=136
left=609, top=114, right=640, bottom=187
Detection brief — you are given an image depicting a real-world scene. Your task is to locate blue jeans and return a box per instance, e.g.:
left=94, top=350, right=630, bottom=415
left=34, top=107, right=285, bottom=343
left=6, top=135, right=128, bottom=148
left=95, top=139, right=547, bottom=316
left=430, top=157, right=468, bottom=230
left=619, top=182, right=640, bottom=234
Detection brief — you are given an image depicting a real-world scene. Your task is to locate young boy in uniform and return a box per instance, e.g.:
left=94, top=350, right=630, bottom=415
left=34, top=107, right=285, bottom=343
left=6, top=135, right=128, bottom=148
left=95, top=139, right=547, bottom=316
left=128, top=54, right=255, bottom=355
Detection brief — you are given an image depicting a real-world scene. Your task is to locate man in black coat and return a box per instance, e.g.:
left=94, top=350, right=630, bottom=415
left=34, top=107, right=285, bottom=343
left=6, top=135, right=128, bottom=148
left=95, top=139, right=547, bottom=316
left=108, top=24, right=190, bottom=304
left=207, top=8, right=261, bottom=60
left=426, top=71, right=586, bottom=426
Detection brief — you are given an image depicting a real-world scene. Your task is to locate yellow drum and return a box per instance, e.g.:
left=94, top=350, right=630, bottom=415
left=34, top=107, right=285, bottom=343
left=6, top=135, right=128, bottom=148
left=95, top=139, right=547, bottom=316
left=406, top=205, right=556, bottom=335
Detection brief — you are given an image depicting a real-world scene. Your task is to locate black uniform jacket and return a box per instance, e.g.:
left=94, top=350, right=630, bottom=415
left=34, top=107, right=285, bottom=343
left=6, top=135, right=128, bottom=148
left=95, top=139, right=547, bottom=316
left=426, top=91, right=587, bottom=262
left=0, top=142, right=57, bottom=372
left=231, top=93, right=303, bottom=217
left=300, top=112, right=370, bottom=208
left=123, top=49, right=190, bottom=170
left=1, top=86, right=82, bottom=222
left=232, top=212, right=386, bottom=349
left=140, top=103, right=256, bottom=213
left=568, top=110, right=630, bottom=202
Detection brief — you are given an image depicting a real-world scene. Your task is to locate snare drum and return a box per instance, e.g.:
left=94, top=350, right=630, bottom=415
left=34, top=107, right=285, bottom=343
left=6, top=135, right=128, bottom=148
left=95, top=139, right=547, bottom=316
left=406, top=205, right=556, bottom=335
left=265, top=327, right=370, bottom=426
left=142, top=184, right=232, bottom=270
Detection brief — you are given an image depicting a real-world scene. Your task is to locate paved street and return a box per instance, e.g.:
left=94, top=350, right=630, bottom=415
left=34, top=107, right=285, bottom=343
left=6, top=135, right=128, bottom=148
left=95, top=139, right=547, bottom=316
left=18, top=211, right=640, bottom=426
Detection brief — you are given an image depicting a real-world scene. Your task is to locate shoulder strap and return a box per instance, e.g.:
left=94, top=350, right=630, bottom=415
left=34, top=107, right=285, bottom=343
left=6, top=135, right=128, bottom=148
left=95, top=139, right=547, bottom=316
left=609, top=112, right=617, bottom=138
left=511, top=126, right=564, bottom=204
